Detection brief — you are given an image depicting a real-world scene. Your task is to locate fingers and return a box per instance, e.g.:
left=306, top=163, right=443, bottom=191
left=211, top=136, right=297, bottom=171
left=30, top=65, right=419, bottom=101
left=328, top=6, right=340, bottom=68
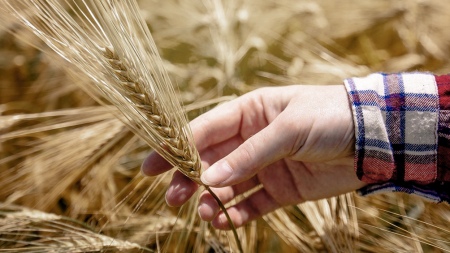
left=200, top=116, right=293, bottom=187
left=150, top=135, right=245, bottom=206
left=165, top=170, right=199, bottom=207
left=212, top=188, right=282, bottom=230
left=143, top=135, right=244, bottom=207
left=198, top=160, right=298, bottom=226
left=141, top=87, right=290, bottom=178
left=199, top=134, right=243, bottom=166
left=190, top=98, right=244, bottom=152
left=141, top=151, right=172, bottom=176
left=198, top=176, right=260, bottom=221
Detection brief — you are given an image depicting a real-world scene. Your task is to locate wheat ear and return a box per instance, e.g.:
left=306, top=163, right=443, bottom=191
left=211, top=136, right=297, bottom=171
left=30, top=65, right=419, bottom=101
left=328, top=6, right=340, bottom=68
left=1, top=1, right=242, bottom=251
left=0, top=0, right=201, bottom=181
left=101, top=46, right=201, bottom=183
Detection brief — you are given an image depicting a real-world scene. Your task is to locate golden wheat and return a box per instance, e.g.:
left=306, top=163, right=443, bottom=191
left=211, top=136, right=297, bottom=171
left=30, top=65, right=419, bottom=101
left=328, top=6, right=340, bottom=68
left=101, top=45, right=202, bottom=182
left=0, top=0, right=245, bottom=251
left=0, top=0, right=203, bottom=182
left=0, top=203, right=144, bottom=252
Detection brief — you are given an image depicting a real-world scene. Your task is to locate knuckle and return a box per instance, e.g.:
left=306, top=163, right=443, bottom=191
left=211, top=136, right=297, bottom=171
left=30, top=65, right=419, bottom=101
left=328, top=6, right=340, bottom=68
left=239, top=139, right=257, bottom=166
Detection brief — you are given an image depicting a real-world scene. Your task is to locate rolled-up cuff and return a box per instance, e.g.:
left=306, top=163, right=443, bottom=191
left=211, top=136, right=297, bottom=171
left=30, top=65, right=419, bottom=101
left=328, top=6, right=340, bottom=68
left=344, top=73, right=439, bottom=186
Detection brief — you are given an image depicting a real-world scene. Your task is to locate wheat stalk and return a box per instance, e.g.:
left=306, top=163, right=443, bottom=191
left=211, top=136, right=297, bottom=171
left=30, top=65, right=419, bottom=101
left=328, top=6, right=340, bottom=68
left=0, top=0, right=242, bottom=251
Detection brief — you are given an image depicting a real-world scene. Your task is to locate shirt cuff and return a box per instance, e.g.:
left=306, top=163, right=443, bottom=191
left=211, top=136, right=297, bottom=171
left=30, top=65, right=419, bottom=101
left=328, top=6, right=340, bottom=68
left=344, top=73, right=442, bottom=201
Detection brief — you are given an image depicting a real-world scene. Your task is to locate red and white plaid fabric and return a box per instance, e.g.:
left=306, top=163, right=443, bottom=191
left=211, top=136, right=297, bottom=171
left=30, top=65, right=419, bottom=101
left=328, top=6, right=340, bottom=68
left=436, top=75, right=450, bottom=182
left=345, top=73, right=450, bottom=203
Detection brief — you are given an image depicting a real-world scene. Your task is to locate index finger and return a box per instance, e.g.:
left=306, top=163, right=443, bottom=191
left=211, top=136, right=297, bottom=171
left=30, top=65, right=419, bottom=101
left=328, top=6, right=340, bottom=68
left=191, top=98, right=243, bottom=152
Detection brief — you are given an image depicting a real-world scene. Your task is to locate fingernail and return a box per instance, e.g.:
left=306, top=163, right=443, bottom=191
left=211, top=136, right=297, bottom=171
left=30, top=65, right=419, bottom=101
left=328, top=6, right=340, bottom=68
left=201, top=161, right=233, bottom=186
left=140, top=160, right=148, bottom=176
left=212, top=213, right=228, bottom=229
left=165, top=185, right=174, bottom=207
left=197, top=202, right=209, bottom=220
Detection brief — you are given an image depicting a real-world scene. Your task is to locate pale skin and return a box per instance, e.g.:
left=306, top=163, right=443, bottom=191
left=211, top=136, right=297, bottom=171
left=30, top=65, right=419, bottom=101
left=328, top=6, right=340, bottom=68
left=141, top=85, right=367, bottom=230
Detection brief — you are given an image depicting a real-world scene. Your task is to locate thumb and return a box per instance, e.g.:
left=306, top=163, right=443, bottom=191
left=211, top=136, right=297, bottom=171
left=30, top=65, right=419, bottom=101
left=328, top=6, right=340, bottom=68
left=200, top=117, right=293, bottom=187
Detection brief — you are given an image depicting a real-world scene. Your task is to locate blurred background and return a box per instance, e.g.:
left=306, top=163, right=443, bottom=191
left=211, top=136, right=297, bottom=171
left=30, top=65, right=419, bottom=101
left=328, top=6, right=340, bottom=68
left=1, top=0, right=450, bottom=252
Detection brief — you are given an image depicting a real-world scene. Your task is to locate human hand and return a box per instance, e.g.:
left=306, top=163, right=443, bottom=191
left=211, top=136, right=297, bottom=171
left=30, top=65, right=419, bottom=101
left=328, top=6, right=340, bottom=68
left=141, top=85, right=366, bottom=229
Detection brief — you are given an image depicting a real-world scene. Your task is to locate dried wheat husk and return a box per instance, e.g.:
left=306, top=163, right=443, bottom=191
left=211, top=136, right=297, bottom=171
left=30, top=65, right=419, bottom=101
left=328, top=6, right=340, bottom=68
left=0, top=203, right=144, bottom=252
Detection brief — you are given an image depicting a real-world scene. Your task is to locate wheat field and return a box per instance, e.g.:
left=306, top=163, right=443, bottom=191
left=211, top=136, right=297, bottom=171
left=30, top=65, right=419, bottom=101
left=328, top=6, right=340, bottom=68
left=1, top=0, right=450, bottom=252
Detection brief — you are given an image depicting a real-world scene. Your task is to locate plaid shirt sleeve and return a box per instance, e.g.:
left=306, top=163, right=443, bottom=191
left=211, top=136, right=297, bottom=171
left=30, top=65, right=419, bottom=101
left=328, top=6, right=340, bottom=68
left=345, top=73, right=450, bottom=203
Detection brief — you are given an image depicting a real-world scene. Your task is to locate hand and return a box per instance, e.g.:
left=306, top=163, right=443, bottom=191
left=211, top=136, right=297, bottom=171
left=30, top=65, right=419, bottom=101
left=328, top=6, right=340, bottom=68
left=141, top=85, right=366, bottom=229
